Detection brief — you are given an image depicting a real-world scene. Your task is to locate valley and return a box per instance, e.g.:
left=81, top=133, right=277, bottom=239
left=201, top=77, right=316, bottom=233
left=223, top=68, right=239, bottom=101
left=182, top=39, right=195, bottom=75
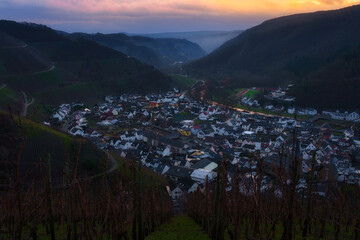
left=1, top=3, right=360, bottom=239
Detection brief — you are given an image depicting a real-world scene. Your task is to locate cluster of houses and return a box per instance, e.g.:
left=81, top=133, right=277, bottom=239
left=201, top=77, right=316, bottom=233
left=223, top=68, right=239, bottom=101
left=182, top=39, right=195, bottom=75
left=265, top=87, right=296, bottom=103
left=51, top=104, right=71, bottom=122
left=49, top=90, right=360, bottom=200
left=241, top=97, right=260, bottom=107
left=239, top=87, right=359, bottom=121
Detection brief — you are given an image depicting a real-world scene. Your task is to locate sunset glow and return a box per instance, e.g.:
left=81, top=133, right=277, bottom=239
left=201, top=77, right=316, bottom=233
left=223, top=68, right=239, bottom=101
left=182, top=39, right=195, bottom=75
left=1, top=0, right=359, bottom=32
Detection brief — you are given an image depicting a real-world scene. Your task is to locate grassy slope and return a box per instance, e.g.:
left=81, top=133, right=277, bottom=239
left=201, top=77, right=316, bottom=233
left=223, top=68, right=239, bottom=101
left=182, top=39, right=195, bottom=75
left=0, top=85, right=22, bottom=112
left=26, top=99, right=53, bottom=122
left=23, top=118, right=105, bottom=176
left=112, top=154, right=168, bottom=187
left=170, top=74, right=197, bottom=89
left=145, top=215, right=210, bottom=240
left=0, top=112, right=106, bottom=178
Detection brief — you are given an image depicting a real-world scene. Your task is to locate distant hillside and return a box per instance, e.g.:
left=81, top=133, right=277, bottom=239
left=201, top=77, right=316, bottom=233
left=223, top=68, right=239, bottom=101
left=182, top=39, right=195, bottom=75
left=0, top=20, right=174, bottom=105
left=185, top=5, right=360, bottom=109
left=141, top=30, right=243, bottom=53
left=63, top=32, right=206, bottom=69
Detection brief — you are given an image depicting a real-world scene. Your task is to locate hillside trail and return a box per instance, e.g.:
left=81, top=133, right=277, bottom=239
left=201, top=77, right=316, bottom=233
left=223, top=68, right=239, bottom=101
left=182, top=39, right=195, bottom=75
left=0, top=64, right=55, bottom=79
left=21, top=91, right=34, bottom=117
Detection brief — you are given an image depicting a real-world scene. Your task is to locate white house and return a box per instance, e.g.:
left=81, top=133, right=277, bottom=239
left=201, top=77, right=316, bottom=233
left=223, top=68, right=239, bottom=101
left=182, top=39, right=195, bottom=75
left=199, top=112, right=208, bottom=121
left=171, top=186, right=183, bottom=199
left=190, top=169, right=216, bottom=183
left=288, top=107, right=295, bottom=114
left=322, top=110, right=360, bottom=121
left=162, top=145, right=172, bottom=157
left=305, top=108, right=317, bottom=116
left=306, top=143, right=316, bottom=151
left=265, top=105, right=274, bottom=110
left=69, top=126, right=84, bottom=136
left=52, top=111, right=66, bottom=121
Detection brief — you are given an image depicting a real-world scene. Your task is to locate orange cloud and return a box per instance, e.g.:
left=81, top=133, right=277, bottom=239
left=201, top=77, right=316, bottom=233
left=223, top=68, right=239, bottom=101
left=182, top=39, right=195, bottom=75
left=11, top=0, right=360, bottom=16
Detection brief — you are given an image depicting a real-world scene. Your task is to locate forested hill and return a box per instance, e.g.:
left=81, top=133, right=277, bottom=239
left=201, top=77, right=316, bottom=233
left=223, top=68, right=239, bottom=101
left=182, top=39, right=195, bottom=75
left=185, top=5, right=360, bottom=109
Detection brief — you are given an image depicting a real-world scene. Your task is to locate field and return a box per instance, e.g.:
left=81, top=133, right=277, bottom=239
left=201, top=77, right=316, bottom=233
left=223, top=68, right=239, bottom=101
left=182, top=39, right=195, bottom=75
left=231, top=88, right=261, bottom=98
left=226, top=88, right=261, bottom=98
left=170, top=74, right=197, bottom=89
left=145, top=215, right=210, bottom=240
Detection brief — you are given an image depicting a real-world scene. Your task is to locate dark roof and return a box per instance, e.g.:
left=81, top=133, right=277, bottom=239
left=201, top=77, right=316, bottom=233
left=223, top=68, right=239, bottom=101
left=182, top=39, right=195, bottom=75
left=173, top=153, right=187, bottom=161
left=191, top=159, right=213, bottom=169
left=178, top=178, right=197, bottom=191
left=264, top=154, right=291, bottom=169
left=143, top=130, right=185, bottom=148
left=243, top=144, right=256, bottom=150
left=165, top=166, right=194, bottom=179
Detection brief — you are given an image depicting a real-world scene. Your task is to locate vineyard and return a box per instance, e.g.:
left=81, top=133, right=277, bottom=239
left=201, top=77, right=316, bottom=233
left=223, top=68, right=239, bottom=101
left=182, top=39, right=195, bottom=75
left=0, top=112, right=174, bottom=240
left=188, top=133, right=360, bottom=240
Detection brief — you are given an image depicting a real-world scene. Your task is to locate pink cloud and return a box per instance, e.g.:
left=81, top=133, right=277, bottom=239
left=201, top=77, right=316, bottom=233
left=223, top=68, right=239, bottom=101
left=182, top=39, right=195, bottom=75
left=5, top=0, right=359, bottom=33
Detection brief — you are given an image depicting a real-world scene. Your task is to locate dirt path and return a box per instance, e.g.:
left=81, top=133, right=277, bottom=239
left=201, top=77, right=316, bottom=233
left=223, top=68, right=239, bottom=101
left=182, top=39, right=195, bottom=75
left=21, top=91, right=34, bottom=117
left=0, top=43, right=28, bottom=49
left=0, top=83, right=6, bottom=90
left=87, top=150, right=118, bottom=181
left=32, top=64, right=55, bottom=75
left=106, top=151, right=118, bottom=174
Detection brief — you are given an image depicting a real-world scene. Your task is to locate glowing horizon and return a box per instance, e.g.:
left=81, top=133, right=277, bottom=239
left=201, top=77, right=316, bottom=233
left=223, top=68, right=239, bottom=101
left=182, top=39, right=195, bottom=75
left=0, top=0, right=359, bottom=33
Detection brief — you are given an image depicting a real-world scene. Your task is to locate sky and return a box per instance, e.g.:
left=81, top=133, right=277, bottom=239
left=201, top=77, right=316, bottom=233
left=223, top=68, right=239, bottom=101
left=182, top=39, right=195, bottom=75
left=0, top=0, right=359, bottom=33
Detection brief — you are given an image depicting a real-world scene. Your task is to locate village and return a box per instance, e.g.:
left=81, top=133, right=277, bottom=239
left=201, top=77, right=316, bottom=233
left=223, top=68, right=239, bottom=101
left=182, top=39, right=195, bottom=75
left=47, top=89, right=360, bottom=203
